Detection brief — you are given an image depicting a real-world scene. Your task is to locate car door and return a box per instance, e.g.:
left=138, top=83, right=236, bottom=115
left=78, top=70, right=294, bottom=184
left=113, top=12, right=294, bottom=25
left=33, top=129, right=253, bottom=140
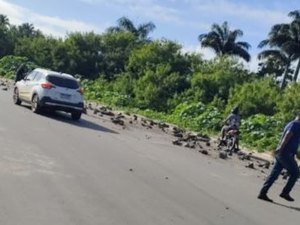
left=21, top=71, right=37, bottom=102
left=27, top=72, right=43, bottom=100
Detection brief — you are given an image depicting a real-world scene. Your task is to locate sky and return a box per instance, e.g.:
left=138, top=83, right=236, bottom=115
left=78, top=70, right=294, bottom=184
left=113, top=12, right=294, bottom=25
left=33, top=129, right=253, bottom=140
left=0, top=0, right=299, bottom=71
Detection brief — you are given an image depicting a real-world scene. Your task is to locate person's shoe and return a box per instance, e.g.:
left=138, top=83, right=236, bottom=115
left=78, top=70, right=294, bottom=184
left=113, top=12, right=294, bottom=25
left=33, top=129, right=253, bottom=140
left=279, top=193, right=294, bottom=202
left=258, top=193, right=273, bottom=202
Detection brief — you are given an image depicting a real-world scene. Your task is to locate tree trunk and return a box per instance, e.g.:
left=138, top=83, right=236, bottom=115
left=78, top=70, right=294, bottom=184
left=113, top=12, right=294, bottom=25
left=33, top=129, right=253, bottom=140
left=293, top=59, right=300, bottom=82
left=280, top=60, right=291, bottom=90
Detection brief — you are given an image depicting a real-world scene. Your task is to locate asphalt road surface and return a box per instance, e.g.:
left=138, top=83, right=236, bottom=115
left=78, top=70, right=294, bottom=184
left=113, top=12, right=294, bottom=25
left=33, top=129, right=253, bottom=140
left=0, top=88, right=300, bottom=225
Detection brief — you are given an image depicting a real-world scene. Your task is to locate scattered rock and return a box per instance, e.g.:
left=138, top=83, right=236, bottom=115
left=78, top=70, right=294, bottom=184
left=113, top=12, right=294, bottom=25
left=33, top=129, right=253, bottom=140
left=101, top=110, right=115, bottom=116
left=172, top=140, right=182, bottom=146
left=111, top=117, right=125, bottom=126
left=246, top=162, right=255, bottom=169
left=88, top=103, right=93, bottom=110
left=199, top=150, right=209, bottom=155
left=2, top=87, right=8, bottom=91
left=264, top=162, right=270, bottom=169
left=133, top=115, right=138, bottom=120
left=158, top=122, right=169, bottom=129
left=184, top=143, right=191, bottom=148
left=173, top=131, right=183, bottom=138
left=129, top=168, right=133, bottom=172
left=165, top=176, right=169, bottom=180
left=239, top=155, right=245, bottom=161
left=219, top=151, right=227, bottom=159
left=243, top=153, right=252, bottom=161
left=197, top=137, right=210, bottom=143
left=116, top=113, right=125, bottom=119
left=93, top=108, right=100, bottom=114
left=181, top=133, right=197, bottom=142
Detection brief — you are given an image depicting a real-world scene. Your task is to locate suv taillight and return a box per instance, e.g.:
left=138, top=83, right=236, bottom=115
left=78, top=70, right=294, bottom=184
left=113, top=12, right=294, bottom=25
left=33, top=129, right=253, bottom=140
left=77, top=87, right=84, bottom=95
left=41, top=82, right=54, bottom=89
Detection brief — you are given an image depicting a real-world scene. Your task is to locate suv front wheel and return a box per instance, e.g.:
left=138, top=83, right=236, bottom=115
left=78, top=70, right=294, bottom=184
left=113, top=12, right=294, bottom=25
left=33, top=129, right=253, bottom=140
left=31, top=94, right=41, bottom=113
left=71, top=111, right=82, bottom=121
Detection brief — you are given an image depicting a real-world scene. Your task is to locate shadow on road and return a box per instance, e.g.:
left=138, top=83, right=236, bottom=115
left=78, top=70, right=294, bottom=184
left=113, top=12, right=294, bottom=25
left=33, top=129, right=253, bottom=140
left=22, top=105, right=118, bottom=134
left=272, top=201, right=300, bottom=212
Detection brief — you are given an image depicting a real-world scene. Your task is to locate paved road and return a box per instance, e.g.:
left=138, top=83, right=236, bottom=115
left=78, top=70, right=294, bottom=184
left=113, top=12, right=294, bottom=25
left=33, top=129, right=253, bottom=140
left=0, top=88, right=299, bottom=225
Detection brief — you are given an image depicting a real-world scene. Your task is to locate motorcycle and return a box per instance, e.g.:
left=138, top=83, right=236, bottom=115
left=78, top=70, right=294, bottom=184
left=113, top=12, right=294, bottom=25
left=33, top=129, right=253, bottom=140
left=219, top=128, right=239, bottom=155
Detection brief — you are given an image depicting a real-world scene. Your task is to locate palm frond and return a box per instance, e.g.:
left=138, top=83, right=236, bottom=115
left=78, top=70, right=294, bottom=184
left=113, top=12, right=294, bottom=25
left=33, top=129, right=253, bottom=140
left=258, top=40, right=269, bottom=48
left=236, top=41, right=251, bottom=50
left=288, top=10, right=300, bottom=20
left=258, top=50, right=289, bottom=63
left=117, top=17, right=137, bottom=33
left=231, top=45, right=251, bottom=62
left=137, top=22, right=156, bottom=39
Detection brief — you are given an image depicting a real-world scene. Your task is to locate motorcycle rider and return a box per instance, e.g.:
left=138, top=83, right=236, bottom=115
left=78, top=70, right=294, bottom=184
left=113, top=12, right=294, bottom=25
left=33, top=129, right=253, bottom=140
left=220, top=106, right=241, bottom=150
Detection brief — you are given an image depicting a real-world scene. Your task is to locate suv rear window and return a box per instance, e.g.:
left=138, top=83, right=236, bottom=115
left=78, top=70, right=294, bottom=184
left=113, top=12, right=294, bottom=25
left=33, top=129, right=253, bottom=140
left=47, top=75, right=79, bottom=89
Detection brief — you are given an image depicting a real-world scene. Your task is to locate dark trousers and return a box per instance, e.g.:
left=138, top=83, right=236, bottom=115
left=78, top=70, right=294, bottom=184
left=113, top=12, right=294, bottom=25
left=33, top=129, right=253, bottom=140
left=260, top=153, right=299, bottom=195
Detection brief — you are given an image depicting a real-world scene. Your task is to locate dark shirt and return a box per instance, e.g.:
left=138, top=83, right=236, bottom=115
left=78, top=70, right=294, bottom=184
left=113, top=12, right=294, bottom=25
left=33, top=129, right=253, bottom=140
left=226, top=113, right=241, bottom=128
left=281, top=120, right=300, bottom=155
left=15, top=64, right=26, bottom=82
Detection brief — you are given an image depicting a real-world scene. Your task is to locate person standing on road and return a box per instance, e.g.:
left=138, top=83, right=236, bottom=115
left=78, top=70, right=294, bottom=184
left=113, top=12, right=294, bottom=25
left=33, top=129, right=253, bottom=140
left=15, top=63, right=27, bottom=83
left=258, top=112, right=300, bottom=202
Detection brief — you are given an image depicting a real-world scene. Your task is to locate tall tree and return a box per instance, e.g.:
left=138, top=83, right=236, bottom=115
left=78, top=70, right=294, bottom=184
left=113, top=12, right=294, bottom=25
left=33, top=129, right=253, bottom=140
left=17, top=23, right=43, bottom=38
left=258, top=11, right=300, bottom=88
left=198, top=21, right=251, bottom=62
left=0, top=14, right=12, bottom=56
left=257, top=49, right=293, bottom=87
left=288, top=10, right=300, bottom=81
left=0, top=14, right=9, bottom=27
left=107, top=16, right=156, bottom=42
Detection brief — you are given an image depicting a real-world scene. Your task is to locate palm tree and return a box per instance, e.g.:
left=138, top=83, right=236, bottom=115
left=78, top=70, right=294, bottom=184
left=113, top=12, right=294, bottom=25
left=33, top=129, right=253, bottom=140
left=0, top=14, right=9, bottom=27
left=258, top=11, right=300, bottom=88
left=288, top=10, right=300, bottom=81
left=107, top=16, right=156, bottom=41
left=198, top=21, right=251, bottom=62
left=258, top=49, right=293, bottom=87
left=17, top=23, right=43, bottom=38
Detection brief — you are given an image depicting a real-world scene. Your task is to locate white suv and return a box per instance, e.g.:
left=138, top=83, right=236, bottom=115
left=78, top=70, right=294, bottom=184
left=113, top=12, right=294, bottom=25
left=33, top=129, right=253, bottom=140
left=13, top=68, right=84, bottom=120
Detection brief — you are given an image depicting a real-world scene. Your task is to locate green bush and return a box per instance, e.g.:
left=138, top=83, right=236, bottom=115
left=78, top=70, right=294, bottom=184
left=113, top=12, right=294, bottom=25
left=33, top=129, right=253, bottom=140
left=226, top=78, right=280, bottom=117
left=276, top=83, right=300, bottom=123
left=240, top=114, right=283, bottom=151
left=166, top=102, right=223, bottom=132
left=190, top=57, right=252, bottom=104
left=194, top=106, right=223, bottom=132
left=0, top=55, right=37, bottom=79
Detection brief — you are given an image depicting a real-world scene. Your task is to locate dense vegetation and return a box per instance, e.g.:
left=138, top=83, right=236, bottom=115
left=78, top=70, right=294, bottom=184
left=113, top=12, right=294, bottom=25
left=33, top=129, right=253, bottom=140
left=1, top=12, right=300, bottom=153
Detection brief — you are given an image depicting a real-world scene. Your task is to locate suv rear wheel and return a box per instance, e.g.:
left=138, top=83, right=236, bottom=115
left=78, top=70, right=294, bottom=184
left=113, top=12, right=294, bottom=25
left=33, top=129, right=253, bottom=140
left=13, top=88, right=22, bottom=105
left=31, top=94, right=41, bottom=113
left=71, top=111, right=82, bottom=121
